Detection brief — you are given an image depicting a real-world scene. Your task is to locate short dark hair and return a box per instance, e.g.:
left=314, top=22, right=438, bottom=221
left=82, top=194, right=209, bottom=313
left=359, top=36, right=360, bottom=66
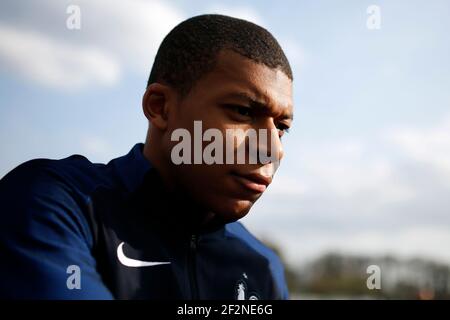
left=147, top=14, right=293, bottom=95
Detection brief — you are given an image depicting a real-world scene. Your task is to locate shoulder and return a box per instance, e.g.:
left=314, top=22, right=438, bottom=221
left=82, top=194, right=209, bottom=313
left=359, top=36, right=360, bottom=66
left=0, top=157, right=115, bottom=299
left=0, top=154, right=114, bottom=201
left=0, top=155, right=113, bottom=245
left=225, top=221, right=289, bottom=299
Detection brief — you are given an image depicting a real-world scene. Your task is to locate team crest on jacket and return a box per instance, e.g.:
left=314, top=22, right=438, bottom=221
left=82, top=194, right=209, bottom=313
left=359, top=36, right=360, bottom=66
left=235, top=273, right=259, bottom=300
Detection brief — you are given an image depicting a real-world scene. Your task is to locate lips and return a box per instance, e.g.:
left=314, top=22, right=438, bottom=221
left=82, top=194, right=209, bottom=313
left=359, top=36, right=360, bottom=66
left=231, top=171, right=272, bottom=194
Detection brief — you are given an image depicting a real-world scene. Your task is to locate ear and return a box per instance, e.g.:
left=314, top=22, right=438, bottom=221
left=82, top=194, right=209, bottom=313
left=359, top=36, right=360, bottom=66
left=142, top=83, right=173, bottom=131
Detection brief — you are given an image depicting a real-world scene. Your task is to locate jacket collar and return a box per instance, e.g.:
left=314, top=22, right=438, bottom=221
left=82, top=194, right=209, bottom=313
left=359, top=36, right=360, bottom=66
left=113, top=143, right=227, bottom=237
left=113, top=143, right=152, bottom=193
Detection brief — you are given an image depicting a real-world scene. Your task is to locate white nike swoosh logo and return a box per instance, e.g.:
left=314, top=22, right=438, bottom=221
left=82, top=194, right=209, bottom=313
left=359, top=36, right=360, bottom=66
left=117, top=242, right=171, bottom=267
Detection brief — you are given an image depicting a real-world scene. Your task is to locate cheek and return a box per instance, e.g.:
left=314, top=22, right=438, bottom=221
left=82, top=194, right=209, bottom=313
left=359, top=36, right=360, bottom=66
left=176, top=164, right=232, bottom=201
left=174, top=164, right=256, bottom=218
left=186, top=163, right=229, bottom=185
left=174, top=163, right=223, bottom=191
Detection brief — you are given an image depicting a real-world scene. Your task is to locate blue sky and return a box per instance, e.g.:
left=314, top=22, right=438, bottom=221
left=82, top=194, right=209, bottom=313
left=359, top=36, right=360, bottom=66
left=1, top=0, right=449, bottom=266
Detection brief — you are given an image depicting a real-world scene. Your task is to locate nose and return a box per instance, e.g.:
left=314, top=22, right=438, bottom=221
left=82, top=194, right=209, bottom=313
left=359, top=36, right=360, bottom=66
left=255, top=120, right=284, bottom=165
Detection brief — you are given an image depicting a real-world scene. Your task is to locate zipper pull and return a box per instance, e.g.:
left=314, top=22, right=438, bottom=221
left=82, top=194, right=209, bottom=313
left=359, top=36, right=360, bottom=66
left=190, top=234, right=197, bottom=250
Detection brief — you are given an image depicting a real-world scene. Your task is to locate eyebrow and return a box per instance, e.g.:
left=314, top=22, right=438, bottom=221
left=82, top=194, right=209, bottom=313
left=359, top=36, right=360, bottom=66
left=224, top=92, right=294, bottom=121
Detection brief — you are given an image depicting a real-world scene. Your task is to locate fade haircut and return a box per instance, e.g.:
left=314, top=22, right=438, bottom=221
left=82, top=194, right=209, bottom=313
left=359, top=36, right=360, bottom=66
left=147, top=14, right=293, bottom=96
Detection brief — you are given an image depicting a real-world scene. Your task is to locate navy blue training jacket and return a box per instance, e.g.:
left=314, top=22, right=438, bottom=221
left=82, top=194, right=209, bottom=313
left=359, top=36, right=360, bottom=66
left=0, top=143, right=288, bottom=299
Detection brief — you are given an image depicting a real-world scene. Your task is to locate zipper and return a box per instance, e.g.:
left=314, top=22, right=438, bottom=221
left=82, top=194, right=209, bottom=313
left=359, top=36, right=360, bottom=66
left=188, top=234, right=199, bottom=299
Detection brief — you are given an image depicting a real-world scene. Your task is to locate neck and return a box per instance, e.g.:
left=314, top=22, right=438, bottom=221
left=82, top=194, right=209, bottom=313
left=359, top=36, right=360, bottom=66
left=143, top=134, right=175, bottom=191
left=142, top=136, right=224, bottom=233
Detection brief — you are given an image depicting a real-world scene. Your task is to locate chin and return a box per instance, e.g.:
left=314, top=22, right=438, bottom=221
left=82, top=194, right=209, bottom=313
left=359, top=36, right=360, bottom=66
left=212, top=197, right=254, bottom=223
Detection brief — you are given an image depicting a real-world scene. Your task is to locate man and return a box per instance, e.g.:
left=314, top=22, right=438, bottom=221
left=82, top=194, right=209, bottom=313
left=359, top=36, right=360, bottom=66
left=0, top=14, right=294, bottom=299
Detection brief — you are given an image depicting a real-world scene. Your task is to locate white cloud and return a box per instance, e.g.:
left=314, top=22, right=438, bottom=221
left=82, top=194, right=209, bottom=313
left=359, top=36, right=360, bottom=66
left=0, top=0, right=304, bottom=90
left=0, top=0, right=185, bottom=90
left=386, top=115, right=450, bottom=181
left=72, top=0, right=185, bottom=72
left=293, top=139, right=415, bottom=206
left=0, top=25, right=120, bottom=90
left=269, top=174, right=308, bottom=196
left=79, top=134, right=115, bottom=162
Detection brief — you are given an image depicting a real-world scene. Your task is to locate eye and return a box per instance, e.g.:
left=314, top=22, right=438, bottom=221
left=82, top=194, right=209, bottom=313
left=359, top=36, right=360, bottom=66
left=230, top=104, right=252, bottom=117
left=277, top=123, right=290, bottom=134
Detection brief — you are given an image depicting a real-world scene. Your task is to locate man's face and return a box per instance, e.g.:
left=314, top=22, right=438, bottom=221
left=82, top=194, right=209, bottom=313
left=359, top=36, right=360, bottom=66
left=163, top=50, right=293, bottom=222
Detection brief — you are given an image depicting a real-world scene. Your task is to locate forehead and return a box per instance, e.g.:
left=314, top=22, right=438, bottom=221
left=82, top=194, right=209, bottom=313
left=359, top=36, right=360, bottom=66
left=192, top=50, right=293, bottom=115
